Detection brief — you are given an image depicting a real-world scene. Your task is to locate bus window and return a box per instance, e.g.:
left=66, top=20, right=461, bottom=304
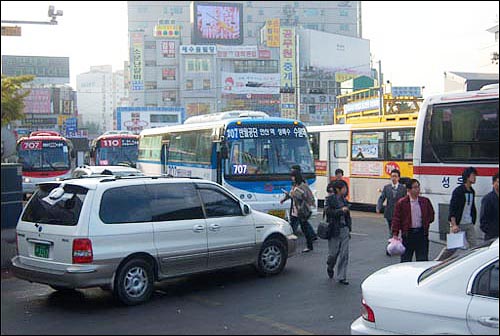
left=333, top=140, right=348, bottom=158
left=387, top=129, right=414, bottom=160
left=351, top=131, right=385, bottom=160
left=423, top=100, right=499, bottom=163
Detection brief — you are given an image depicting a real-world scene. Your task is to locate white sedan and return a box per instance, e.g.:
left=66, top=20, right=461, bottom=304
left=351, top=239, right=499, bottom=335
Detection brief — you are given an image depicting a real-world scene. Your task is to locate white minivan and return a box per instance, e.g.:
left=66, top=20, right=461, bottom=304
left=12, top=176, right=297, bottom=305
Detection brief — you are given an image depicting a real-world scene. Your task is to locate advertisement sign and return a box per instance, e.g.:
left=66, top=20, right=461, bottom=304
left=180, top=45, right=216, bottom=54
left=154, top=24, right=181, bottom=38
left=352, top=132, right=381, bottom=159
left=131, top=32, right=144, bottom=90
left=221, top=72, right=280, bottom=94
left=217, top=45, right=257, bottom=59
left=280, top=27, right=296, bottom=119
left=117, top=107, right=184, bottom=134
left=315, top=160, right=328, bottom=176
left=22, top=88, right=51, bottom=114
left=344, top=97, right=380, bottom=114
left=192, top=2, right=243, bottom=45
left=186, top=103, right=211, bottom=118
left=2, top=55, right=69, bottom=84
left=265, top=18, right=280, bottom=48
left=161, top=41, right=176, bottom=58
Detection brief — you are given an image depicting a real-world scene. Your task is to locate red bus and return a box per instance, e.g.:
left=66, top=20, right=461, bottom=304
left=16, top=131, right=75, bottom=198
left=90, top=131, right=139, bottom=167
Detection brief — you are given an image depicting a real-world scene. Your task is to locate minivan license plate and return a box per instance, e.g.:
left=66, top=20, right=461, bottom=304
left=34, top=244, right=49, bottom=258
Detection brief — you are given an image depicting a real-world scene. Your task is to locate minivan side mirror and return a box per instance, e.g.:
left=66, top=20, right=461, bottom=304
left=243, top=204, right=251, bottom=215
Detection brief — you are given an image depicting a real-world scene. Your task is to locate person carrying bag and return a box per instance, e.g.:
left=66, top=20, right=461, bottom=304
left=323, top=180, right=351, bottom=284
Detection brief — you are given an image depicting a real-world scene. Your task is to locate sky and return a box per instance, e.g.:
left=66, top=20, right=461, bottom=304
left=1, top=1, right=498, bottom=96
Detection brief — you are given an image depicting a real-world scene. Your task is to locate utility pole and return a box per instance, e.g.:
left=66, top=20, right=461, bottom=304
left=378, top=60, right=383, bottom=117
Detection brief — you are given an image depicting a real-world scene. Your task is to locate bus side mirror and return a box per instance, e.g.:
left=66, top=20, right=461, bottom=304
left=71, top=149, right=76, bottom=158
left=220, top=143, right=229, bottom=159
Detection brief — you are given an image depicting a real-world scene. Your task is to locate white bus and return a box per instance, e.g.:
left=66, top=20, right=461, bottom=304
left=413, top=85, right=499, bottom=242
left=137, top=111, right=316, bottom=218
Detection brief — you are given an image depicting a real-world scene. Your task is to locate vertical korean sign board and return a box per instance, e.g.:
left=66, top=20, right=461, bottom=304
left=280, top=27, right=297, bottom=119
left=131, top=32, right=144, bottom=91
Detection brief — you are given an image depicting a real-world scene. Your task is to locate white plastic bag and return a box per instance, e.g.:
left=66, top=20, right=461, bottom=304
left=387, top=237, right=406, bottom=256
left=447, top=231, right=466, bottom=249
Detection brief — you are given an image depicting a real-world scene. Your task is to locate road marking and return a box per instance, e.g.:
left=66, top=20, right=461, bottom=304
left=350, top=232, right=368, bottom=236
left=244, top=314, right=314, bottom=335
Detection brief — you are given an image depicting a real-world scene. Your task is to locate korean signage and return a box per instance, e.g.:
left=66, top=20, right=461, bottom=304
left=265, top=19, right=280, bottom=48
left=64, top=117, right=78, bottom=135
left=2, top=55, right=69, bottom=84
left=280, top=27, right=297, bottom=119
left=161, top=41, right=176, bottom=58
left=217, top=45, right=256, bottom=59
left=20, top=141, right=65, bottom=151
left=154, top=24, right=181, bottom=38
left=162, top=68, right=176, bottom=80
left=131, top=32, right=144, bottom=90
left=225, top=125, right=307, bottom=140
left=221, top=72, right=280, bottom=95
left=22, top=88, right=51, bottom=114
left=180, top=45, right=216, bottom=54
left=2, top=26, right=21, bottom=36
left=344, top=98, right=380, bottom=114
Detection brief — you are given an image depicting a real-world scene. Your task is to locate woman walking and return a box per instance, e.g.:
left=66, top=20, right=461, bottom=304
left=324, top=180, right=351, bottom=284
left=281, top=167, right=316, bottom=252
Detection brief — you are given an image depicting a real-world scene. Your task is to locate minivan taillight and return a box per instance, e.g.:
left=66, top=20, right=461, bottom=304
left=361, top=298, right=375, bottom=322
left=72, top=239, right=93, bottom=264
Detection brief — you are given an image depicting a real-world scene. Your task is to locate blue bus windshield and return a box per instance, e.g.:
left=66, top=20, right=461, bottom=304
left=225, top=124, right=314, bottom=176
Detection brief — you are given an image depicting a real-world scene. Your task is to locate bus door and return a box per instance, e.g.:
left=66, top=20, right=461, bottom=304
left=161, top=140, right=169, bottom=175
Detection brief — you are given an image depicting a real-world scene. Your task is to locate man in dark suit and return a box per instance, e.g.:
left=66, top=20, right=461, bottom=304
left=377, top=169, right=408, bottom=246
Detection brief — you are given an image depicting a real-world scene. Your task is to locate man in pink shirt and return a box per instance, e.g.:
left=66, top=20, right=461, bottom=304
left=391, top=179, right=435, bottom=262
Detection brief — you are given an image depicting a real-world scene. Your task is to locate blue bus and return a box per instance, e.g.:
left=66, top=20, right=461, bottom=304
left=137, top=111, right=316, bottom=218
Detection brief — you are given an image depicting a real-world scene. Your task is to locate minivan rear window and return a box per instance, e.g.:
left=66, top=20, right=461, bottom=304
left=22, top=184, right=88, bottom=226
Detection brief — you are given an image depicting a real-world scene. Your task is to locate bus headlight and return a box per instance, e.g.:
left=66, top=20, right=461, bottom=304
left=55, top=177, right=62, bottom=181
left=23, top=177, right=31, bottom=183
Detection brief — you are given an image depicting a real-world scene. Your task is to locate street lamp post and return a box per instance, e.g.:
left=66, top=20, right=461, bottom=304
left=1, top=5, right=63, bottom=26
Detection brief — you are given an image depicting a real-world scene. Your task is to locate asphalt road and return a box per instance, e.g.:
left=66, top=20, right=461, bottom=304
left=1, top=211, right=445, bottom=335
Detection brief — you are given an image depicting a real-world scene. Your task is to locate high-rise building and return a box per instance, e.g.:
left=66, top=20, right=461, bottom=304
left=77, top=65, right=128, bottom=135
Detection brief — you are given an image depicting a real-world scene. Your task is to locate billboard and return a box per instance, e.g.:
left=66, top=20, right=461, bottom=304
left=221, top=72, right=280, bottom=94
left=116, top=107, right=185, bottom=134
left=22, top=88, right=51, bottom=114
left=192, top=2, right=243, bottom=45
left=2, top=55, right=69, bottom=84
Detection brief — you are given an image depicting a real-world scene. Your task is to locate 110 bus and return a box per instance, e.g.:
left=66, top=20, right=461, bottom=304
left=137, top=111, right=316, bottom=218
left=16, top=131, right=75, bottom=198
left=90, top=131, right=139, bottom=167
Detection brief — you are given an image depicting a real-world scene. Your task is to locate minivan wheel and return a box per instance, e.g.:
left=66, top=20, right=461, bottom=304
left=113, top=258, right=154, bottom=306
left=256, top=239, right=287, bottom=277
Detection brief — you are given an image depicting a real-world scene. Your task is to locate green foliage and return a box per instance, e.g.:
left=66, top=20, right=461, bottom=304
left=1, top=75, right=35, bottom=126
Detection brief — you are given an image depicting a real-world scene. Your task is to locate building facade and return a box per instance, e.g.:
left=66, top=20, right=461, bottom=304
left=127, top=1, right=364, bottom=123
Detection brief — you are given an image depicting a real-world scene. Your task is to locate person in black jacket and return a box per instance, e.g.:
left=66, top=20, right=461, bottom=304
left=480, top=172, right=499, bottom=242
left=449, top=167, right=478, bottom=249
left=324, top=180, right=351, bottom=284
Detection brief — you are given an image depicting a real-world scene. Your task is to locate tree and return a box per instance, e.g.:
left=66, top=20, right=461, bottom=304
left=1, top=75, right=35, bottom=127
